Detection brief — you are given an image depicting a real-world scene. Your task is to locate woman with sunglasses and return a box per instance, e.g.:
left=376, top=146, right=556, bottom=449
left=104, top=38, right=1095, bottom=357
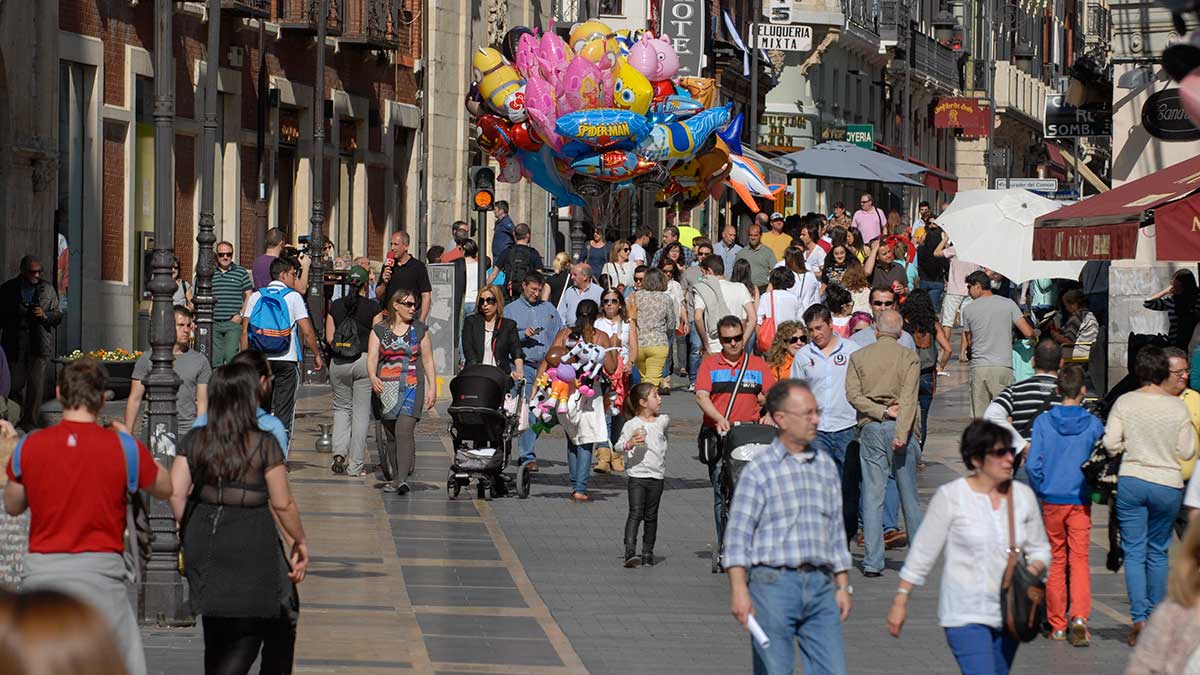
left=368, top=288, right=437, bottom=494
left=763, top=320, right=806, bottom=381
left=462, top=285, right=524, bottom=379
left=594, top=289, right=632, bottom=473
left=536, top=299, right=618, bottom=501
left=628, top=268, right=675, bottom=391
left=656, top=259, right=687, bottom=394
left=172, top=257, right=193, bottom=311
left=603, top=242, right=635, bottom=293
left=887, top=420, right=1049, bottom=673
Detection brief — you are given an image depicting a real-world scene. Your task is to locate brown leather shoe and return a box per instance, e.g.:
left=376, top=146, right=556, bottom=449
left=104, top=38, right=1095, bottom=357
left=885, top=530, right=908, bottom=549
left=524, top=461, right=540, bottom=472
left=1127, top=620, right=1145, bottom=647
left=572, top=492, right=590, bottom=502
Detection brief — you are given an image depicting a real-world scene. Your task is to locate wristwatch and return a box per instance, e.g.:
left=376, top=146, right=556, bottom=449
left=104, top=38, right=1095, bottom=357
left=836, top=584, right=854, bottom=596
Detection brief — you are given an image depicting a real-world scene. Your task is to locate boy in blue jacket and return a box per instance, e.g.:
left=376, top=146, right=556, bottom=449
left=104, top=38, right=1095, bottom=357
left=1027, top=363, right=1104, bottom=647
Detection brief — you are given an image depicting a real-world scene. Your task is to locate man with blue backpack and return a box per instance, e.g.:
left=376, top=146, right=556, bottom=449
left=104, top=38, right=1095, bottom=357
left=240, top=256, right=323, bottom=449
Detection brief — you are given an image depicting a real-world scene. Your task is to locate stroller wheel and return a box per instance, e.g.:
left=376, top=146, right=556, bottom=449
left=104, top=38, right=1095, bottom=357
left=515, top=463, right=531, bottom=499
left=447, top=473, right=461, bottom=500
left=477, top=481, right=490, bottom=501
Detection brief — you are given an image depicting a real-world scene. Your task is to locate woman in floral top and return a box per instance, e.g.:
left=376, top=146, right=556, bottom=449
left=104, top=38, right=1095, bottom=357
left=368, top=287, right=436, bottom=494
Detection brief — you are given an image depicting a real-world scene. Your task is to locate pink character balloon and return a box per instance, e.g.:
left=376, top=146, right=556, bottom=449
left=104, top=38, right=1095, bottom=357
left=650, top=34, right=680, bottom=81
left=523, top=71, right=564, bottom=150
left=514, top=31, right=541, bottom=80
left=559, top=57, right=606, bottom=113
left=627, top=32, right=659, bottom=80
left=537, top=31, right=573, bottom=88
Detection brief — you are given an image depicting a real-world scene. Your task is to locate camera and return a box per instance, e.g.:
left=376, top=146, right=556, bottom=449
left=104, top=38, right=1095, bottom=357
left=283, top=235, right=311, bottom=259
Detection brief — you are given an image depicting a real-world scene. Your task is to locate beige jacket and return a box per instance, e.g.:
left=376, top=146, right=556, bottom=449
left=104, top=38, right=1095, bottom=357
left=845, top=335, right=921, bottom=445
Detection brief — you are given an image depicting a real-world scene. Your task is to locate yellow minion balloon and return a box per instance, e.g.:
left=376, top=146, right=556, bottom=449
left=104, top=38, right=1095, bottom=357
left=473, top=47, right=527, bottom=122
left=611, top=61, right=652, bottom=115
left=570, top=20, right=619, bottom=69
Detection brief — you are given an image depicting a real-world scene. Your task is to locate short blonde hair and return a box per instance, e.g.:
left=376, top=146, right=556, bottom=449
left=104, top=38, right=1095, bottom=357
left=552, top=252, right=571, bottom=273
left=476, top=285, right=506, bottom=321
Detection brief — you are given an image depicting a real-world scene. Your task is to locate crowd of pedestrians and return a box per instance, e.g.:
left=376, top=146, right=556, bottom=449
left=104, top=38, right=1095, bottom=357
left=7, top=191, right=1200, bottom=675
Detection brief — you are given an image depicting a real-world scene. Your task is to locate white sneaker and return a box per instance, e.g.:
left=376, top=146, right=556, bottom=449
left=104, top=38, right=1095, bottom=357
left=687, top=383, right=695, bottom=392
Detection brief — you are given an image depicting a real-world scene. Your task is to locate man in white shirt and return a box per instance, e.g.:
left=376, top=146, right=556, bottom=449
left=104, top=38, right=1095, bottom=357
left=712, top=224, right=742, bottom=273
left=691, top=255, right=754, bottom=355
left=798, top=221, right=826, bottom=276
left=241, top=256, right=323, bottom=448
left=629, top=228, right=651, bottom=266
left=557, top=263, right=604, bottom=326
left=792, top=303, right=861, bottom=542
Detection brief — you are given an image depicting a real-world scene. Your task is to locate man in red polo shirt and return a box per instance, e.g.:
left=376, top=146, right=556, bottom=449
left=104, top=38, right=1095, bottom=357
left=695, top=315, right=777, bottom=542
left=4, top=358, right=172, bottom=675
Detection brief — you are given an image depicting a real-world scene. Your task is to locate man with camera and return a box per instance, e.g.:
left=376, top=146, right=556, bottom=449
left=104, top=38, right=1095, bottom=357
left=0, top=255, right=63, bottom=430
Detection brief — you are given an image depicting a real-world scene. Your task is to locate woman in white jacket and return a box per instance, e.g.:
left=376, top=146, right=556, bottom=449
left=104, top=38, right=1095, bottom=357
left=887, top=419, right=1050, bottom=675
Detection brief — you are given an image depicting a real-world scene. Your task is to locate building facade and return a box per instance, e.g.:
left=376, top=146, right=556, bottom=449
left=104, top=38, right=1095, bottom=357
left=55, top=0, right=421, bottom=351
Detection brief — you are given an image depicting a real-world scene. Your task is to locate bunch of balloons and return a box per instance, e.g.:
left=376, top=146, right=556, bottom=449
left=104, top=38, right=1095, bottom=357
left=467, top=21, right=742, bottom=215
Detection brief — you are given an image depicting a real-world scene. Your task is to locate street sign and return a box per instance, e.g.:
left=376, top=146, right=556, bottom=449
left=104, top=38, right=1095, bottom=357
left=765, top=0, right=792, bottom=24
left=752, top=24, right=812, bottom=51
left=846, top=124, right=874, bottom=149
left=994, top=178, right=1060, bottom=192
left=1044, top=94, right=1113, bottom=138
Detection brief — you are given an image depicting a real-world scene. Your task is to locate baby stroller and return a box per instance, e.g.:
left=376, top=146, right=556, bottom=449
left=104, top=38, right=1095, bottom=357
left=446, top=364, right=531, bottom=500
left=712, top=423, right=777, bottom=573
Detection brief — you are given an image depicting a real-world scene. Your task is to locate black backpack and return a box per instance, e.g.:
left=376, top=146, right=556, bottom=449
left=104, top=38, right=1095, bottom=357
left=505, top=245, right=534, bottom=296
left=330, top=300, right=363, bottom=360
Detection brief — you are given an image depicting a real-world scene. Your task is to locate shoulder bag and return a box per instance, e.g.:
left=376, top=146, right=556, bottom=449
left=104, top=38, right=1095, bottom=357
left=1001, top=484, right=1047, bottom=642
left=756, top=292, right=777, bottom=353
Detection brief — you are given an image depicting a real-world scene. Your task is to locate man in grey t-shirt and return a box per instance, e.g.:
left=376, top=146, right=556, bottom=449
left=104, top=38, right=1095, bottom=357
left=124, top=306, right=211, bottom=433
left=960, top=270, right=1034, bottom=416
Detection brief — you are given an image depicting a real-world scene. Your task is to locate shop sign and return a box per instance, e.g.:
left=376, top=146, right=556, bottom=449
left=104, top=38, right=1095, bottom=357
left=760, top=113, right=808, bottom=150
left=752, top=24, right=812, bottom=52
left=820, top=126, right=847, bottom=142
left=1031, top=224, right=1138, bottom=260
left=1141, top=88, right=1200, bottom=142
left=1044, top=95, right=1113, bottom=138
left=934, top=97, right=990, bottom=136
left=846, top=124, right=873, bottom=149
left=661, top=0, right=705, bottom=76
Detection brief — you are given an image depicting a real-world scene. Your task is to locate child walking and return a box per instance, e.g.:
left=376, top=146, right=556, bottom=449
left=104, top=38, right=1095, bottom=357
left=1026, top=363, right=1105, bottom=647
left=615, top=383, right=670, bottom=568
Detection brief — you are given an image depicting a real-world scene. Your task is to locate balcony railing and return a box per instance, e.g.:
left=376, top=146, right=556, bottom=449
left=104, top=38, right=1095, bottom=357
left=877, top=0, right=910, bottom=45
left=840, top=0, right=876, bottom=34
left=340, top=0, right=400, bottom=50
left=1085, top=4, right=1111, bottom=46
left=220, top=0, right=271, bottom=17
left=278, top=0, right=346, bottom=35
left=993, top=59, right=1052, bottom=124
left=909, top=31, right=958, bottom=92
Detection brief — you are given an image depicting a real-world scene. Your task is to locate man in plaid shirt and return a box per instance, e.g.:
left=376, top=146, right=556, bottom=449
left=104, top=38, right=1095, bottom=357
left=725, top=380, right=853, bottom=675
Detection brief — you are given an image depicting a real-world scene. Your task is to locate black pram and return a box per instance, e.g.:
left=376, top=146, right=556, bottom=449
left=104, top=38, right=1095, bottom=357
left=712, top=423, right=777, bottom=573
left=446, top=364, right=531, bottom=499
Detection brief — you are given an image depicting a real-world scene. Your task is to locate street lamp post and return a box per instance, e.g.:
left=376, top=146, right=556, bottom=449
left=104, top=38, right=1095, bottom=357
left=194, top=0, right=222, bottom=362
left=141, top=0, right=189, bottom=625
left=308, top=0, right=328, bottom=349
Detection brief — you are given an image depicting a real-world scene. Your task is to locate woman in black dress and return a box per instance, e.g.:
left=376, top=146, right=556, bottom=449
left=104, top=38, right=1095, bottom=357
left=170, top=362, right=309, bottom=674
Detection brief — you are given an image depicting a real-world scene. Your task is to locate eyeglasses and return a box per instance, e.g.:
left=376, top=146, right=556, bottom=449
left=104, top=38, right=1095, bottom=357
left=480, top=297, right=498, bottom=305
left=986, top=446, right=1016, bottom=458
left=397, top=301, right=417, bottom=308
left=720, top=334, right=744, bottom=345
left=871, top=300, right=895, bottom=307
left=603, top=298, right=620, bottom=305
left=1171, top=367, right=1190, bottom=377
left=217, top=252, right=233, bottom=258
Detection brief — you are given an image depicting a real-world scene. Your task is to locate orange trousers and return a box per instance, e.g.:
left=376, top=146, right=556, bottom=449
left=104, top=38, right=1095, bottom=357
left=1042, top=503, right=1092, bottom=632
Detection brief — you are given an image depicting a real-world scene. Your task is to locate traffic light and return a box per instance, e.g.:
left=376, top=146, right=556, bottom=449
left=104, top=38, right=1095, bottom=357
left=470, top=166, right=495, bottom=212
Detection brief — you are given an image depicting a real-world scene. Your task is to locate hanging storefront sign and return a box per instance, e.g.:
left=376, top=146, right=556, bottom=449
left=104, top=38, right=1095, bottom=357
left=934, top=97, right=990, bottom=137
left=846, top=124, right=874, bottom=149
left=760, top=113, right=809, bottom=151
left=1044, top=94, right=1113, bottom=138
left=1142, top=88, right=1200, bottom=142
left=752, top=24, right=813, bottom=52
left=661, top=0, right=705, bottom=77
left=1031, top=223, right=1139, bottom=261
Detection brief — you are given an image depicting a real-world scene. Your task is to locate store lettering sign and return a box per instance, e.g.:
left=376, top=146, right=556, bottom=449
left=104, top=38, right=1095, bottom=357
left=1142, top=88, right=1200, bottom=142
left=661, top=0, right=704, bottom=77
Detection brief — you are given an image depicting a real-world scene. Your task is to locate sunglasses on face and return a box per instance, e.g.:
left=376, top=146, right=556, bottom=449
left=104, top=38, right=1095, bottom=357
left=720, top=334, right=744, bottom=345
left=634, top=276, right=645, bottom=283
left=986, top=446, right=1016, bottom=458
left=480, top=297, right=498, bottom=305
left=396, top=300, right=416, bottom=309
left=788, top=335, right=804, bottom=345
left=860, top=200, right=871, bottom=204
left=217, top=252, right=233, bottom=258
left=871, top=300, right=895, bottom=307
left=603, top=298, right=620, bottom=305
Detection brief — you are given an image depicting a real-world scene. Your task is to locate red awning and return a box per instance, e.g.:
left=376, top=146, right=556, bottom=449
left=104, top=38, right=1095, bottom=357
left=1153, top=194, right=1200, bottom=262
left=1043, top=142, right=1070, bottom=183
left=873, top=143, right=958, bottom=194
left=1033, top=154, right=1200, bottom=260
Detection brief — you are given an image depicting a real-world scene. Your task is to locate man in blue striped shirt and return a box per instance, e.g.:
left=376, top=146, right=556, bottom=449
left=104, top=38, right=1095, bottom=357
left=726, top=380, right=852, bottom=675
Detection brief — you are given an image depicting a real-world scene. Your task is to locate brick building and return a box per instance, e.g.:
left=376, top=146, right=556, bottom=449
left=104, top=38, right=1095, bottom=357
left=56, top=0, right=421, bottom=351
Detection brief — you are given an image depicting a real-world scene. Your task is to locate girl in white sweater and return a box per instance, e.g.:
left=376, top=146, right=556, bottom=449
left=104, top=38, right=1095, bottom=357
left=615, top=383, right=670, bottom=568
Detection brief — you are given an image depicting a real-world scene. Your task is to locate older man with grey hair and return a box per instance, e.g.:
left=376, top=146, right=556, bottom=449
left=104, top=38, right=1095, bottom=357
left=557, top=262, right=603, bottom=326
left=845, top=309, right=923, bottom=577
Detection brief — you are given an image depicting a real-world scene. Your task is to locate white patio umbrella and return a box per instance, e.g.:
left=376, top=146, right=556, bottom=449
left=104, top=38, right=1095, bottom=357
left=936, top=188, right=1086, bottom=284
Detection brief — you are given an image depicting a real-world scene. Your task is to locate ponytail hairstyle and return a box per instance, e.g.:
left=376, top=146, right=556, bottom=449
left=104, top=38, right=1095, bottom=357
left=622, top=382, right=657, bottom=419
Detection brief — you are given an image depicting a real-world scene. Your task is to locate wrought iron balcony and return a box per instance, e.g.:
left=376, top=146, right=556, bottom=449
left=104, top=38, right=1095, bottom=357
left=911, top=31, right=958, bottom=92
left=221, top=0, right=271, bottom=17
left=877, top=0, right=910, bottom=46
left=840, top=0, right=877, bottom=34
left=278, top=0, right=346, bottom=35
left=340, top=0, right=400, bottom=50
left=1085, top=3, right=1111, bottom=47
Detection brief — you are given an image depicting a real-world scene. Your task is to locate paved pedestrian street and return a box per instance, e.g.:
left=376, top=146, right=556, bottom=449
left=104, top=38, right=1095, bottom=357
left=144, top=358, right=1138, bottom=673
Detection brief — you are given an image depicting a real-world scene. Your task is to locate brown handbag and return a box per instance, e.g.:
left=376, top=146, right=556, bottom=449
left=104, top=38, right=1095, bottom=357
left=1001, top=483, right=1047, bottom=642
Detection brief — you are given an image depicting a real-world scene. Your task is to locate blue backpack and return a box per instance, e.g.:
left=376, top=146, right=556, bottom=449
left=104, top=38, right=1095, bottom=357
left=247, top=286, right=296, bottom=356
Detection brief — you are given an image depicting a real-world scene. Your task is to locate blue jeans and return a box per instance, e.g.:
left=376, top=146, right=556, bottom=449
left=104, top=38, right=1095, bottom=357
left=748, top=567, right=846, bottom=675
left=688, top=327, right=702, bottom=383
left=566, top=442, right=595, bottom=494
left=859, top=472, right=902, bottom=533
left=919, top=280, right=945, bottom=314
left=1116, top=476, right=1184, bottom=622
left=810, top=427, right=856, bottom=479
left=944, top=624, right=1018, bottom=675
left=859, top=421, right=924, bottom=573
left=918, top=371, right=934, bottom=452
left=517, top=363, right=540, bottom=464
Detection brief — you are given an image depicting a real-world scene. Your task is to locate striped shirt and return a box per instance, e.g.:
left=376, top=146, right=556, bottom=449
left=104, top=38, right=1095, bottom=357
left=1144, top=295, right=1200, bottom=347
left=212, top=264, right=252, bottom=320
left=723, top=439, right=851, bottom=572
left=992, top=373, right=1060, bottom=442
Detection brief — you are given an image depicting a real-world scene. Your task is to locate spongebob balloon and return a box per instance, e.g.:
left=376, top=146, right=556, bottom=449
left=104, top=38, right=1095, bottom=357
left=473, top=47, right=527, bottom=122
left=611, top=62, right=653, bottom=116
